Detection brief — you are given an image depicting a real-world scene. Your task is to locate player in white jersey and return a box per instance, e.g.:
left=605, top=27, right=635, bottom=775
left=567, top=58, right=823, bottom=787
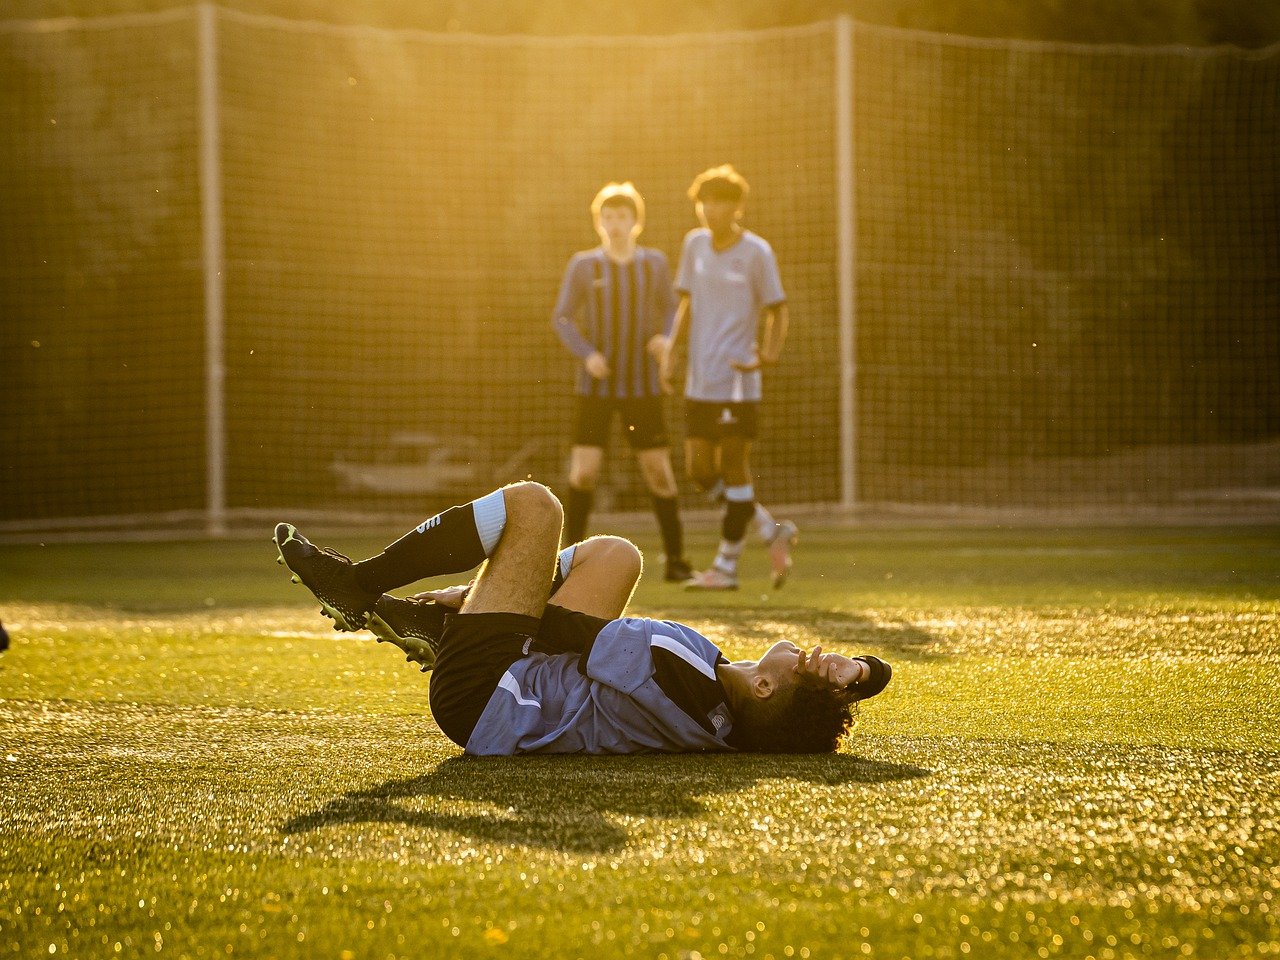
left=661, top=165, right=798, bottom=591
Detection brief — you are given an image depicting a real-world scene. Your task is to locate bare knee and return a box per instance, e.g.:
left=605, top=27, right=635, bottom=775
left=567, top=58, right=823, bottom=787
left=637, top=450, right=677, bottom=498
left=687, top=463, right=718, bottom=492
left=502, top=481, right=564, bottom=531
left=684, top=440, right=718, bottom=492
left=568, top=461, right=600, bottom=490
left=568, top=447, right=602, bottom=490
left=576, top=534, right=643, bottom=580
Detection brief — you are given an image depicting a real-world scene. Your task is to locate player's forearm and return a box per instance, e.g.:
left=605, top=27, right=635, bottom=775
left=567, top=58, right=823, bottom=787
left=760, top=304, right=789, bottom=362
left=668, top=295, right=691, bottom=348
left=658, top=296, right=690, bottom=390
left=553, top=314, right=597, bottom=359
left=659, top=292, right=677, bottom=338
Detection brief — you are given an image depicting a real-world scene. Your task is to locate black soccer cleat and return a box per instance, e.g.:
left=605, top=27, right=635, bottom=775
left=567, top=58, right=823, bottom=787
left=367, top=595, right=447, bottom=672
left=273, top=522, right=379, bottom=632
left=664, top=556, right=695, bottom=583
left=848, top=655, right=892, bottom=702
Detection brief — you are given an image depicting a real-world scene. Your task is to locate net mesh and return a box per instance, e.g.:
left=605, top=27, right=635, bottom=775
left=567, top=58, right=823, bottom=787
left=1, top=10, right=1276, bottom=531
left=218, top=15, right=837, bottom=521
left=853, top=27, right=1280, bottom=505
left=0, top=11, right=205, bottom=526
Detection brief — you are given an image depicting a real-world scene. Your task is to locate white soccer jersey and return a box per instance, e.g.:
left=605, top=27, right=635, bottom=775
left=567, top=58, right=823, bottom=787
left=675, top=228, right=786, bottom=402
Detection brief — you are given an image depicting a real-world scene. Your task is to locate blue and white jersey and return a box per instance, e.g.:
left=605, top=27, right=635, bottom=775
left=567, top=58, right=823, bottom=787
left=552, top=247, right=677, bottom=399
left=674, top=229, right=786, bottom=403
left=464, top=617, right=737, bottom=755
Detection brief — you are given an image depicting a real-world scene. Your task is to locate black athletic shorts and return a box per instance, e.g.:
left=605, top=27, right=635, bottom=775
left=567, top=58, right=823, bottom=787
left=685, top=399, right=760, bottom=442
left=573, top=395, right=669, bottom=450
left=428, top=606, right=612, bottom=749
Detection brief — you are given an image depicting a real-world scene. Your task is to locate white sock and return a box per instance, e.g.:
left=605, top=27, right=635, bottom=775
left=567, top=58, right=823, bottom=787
left=754, top=502, right=777, bottom=541
left=713, top=538, right=745, bottom=576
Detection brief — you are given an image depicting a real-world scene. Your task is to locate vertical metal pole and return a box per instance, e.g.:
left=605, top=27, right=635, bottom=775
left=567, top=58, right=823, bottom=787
left=835, top=15, right=858, bottom=509
left=197, top=2, right=227, bottom=536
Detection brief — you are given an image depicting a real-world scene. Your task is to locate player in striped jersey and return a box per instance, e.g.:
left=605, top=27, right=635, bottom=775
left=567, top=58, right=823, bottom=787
left=272, top=482, right=891, bottom=755
left=552, top=182, right=692, bottom=583
left=662, top=165, right=799, bottom=591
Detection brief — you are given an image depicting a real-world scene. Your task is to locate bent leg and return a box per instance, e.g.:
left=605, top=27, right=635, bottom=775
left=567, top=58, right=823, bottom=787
left=718, top=436, right=752, bottom=489
left=636, top=447, right=678, bottom=499
left=277, top=481, right=516, bottom=632
left=565, top=445, right=603, bottom=544
left=684, top=437, right=721, bottom=493
left=568, top=446, right=604, bottom=489
left=719, top=435, right=778, bottom=540
left=429, top=482, right=563, bottom=748
left=461, top=481, right=563, bottom=618
left=636, top=447, right=685, bottom=568
left=376, top=534, right=639, bottom=666
left=548, top=535, right=643, bottom=619
left=710, top=438, right=755, bottom=579
left=533, top=535, right=643, bottom=657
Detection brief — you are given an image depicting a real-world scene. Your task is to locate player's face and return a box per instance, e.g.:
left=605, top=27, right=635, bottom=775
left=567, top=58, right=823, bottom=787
left=597, top=205, right=639, bottom=244
left=696, top=198, right=741, bottom=234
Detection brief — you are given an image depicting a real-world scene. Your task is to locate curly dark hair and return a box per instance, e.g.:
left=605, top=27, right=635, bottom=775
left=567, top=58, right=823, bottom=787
left=731, top=676, right=859, bottom=754
left=687, top=163, right=750, bottom=203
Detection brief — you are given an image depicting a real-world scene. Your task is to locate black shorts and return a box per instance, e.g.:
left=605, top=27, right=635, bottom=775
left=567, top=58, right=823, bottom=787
left=428, top=607, right=612, bottom=749
left=685, top=400, right=760, bottom=442
left=573, top=395, right=669, bottom=450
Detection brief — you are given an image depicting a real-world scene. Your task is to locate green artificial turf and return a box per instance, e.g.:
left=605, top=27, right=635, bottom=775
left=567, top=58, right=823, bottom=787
left=1, top=526, right=1277, bottom=959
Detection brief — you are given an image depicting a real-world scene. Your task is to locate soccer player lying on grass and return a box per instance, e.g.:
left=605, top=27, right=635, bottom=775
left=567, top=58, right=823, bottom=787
left=273, top=482, right=890, bottom=755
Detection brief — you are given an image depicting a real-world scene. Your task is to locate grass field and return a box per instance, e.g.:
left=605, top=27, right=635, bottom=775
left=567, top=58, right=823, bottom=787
left=1, top=525, right=1278, bottom=959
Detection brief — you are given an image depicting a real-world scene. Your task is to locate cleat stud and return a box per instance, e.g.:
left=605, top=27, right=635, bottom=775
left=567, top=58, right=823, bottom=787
left=291, top=575, right=300, bottom=584
left=276, top=557, right=284, bottom=565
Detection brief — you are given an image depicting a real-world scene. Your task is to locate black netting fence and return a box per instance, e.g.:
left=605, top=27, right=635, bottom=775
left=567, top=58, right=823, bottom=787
left=1, top=9, right=1276, bottom=531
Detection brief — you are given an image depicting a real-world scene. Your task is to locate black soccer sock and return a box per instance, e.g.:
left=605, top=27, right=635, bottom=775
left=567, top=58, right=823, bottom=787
left=352, top=488, right=507, bottom=594
left=722, top=498, right=756, bottom=544
left=564, top=486, right=594, bottom=546
left=651, top=495, right=683, bottom=559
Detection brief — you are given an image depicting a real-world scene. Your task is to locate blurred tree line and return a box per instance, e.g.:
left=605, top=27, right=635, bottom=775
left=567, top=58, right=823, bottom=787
left=5, top=0, right=1278, bottom=47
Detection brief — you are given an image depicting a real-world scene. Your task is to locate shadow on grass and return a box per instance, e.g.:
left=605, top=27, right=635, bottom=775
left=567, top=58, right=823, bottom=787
left=664, top=608, right=947, bottom=663
left=282, top=752, right=931, bottom=853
